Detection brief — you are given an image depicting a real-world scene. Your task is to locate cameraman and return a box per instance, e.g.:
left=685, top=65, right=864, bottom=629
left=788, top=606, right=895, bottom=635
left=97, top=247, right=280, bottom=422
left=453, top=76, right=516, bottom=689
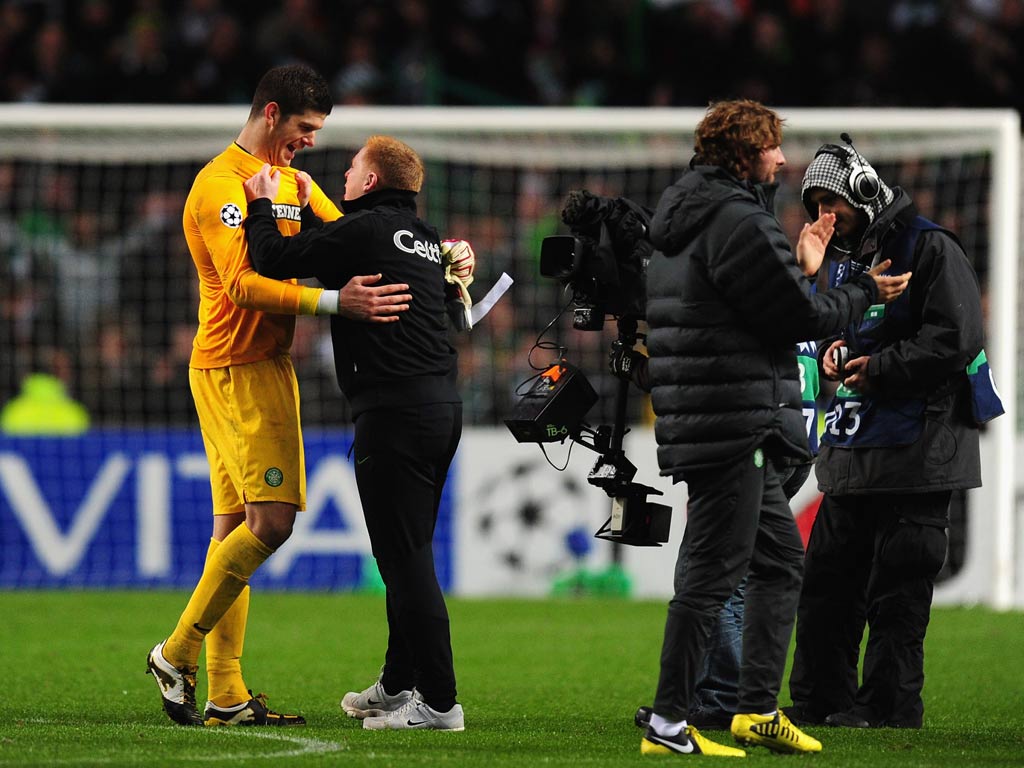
left=635, top=99, right=910, bottom=757
left=787, top=138, right=996, bottom=730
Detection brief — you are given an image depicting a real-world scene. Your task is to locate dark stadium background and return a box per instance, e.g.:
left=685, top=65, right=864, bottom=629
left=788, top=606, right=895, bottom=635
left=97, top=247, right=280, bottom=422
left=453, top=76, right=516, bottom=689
left=0, top=1, right=1020, bottom=111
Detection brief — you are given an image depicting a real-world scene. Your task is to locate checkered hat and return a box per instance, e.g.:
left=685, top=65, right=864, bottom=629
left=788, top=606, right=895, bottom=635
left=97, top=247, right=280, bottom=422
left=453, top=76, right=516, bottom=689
left=801, top=144, right=893, bottom=223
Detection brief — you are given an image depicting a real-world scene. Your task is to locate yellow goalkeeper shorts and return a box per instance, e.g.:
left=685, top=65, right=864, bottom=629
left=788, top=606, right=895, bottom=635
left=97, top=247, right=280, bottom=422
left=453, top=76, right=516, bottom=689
left=189, top=354, right=306, bottom=515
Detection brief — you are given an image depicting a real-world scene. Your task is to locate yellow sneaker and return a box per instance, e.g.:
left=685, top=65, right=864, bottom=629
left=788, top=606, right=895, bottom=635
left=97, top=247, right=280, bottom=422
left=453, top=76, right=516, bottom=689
left=641, top=725, right=746, bottom=757
left=731, top=711, right=822, bottom=754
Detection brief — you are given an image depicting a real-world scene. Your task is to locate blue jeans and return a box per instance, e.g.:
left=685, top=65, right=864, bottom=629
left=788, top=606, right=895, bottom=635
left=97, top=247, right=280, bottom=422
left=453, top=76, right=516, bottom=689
left=690, top=574, right=744, bottom=716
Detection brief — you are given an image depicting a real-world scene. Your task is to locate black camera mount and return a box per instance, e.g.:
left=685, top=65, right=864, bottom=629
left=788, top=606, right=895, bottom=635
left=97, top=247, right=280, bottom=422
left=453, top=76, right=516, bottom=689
left=506, top=317, right=671, bottom=546
left=583, top=317, right=671, bottom=546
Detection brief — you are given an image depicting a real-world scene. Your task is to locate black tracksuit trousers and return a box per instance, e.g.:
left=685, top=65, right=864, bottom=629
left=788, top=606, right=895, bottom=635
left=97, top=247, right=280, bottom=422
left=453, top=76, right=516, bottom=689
left=653, top=448, right=806, bottom=721
left=353, top=402, right=462, bottom=712
left=789, top=491, right=949, bottom=727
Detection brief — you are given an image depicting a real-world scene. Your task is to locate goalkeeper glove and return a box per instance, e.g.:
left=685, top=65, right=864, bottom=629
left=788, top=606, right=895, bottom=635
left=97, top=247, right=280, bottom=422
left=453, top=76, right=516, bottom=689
left=441, top=238, right=476, bottom=330
left=441, top=238, right=475, bottom=307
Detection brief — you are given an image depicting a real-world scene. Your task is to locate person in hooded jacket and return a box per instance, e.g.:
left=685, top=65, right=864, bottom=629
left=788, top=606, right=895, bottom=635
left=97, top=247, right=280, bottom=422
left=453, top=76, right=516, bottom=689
left=785, top=138, right=998, bottom=730
left=637, top=99, right=911, bottom=758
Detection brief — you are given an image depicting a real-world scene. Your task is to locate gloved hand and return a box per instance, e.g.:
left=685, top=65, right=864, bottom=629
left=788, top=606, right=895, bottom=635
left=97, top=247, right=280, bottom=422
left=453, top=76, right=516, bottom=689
left=441, top=239, right=475, bottom=308
left=608, top=340, right=647, bottom=381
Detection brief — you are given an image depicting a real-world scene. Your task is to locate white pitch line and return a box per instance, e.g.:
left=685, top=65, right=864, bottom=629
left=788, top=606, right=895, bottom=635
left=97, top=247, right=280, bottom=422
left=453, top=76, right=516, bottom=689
left=1, top=722, right=348, bottom=764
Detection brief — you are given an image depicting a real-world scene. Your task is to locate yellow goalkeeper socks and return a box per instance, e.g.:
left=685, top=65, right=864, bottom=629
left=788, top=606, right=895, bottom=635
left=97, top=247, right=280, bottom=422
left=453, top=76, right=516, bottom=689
left=163, top=524, right=273, bottom=670
left=201, top=538, right=253, bottom=707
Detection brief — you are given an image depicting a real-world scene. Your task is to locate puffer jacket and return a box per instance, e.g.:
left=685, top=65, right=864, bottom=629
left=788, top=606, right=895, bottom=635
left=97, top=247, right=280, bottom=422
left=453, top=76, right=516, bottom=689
left=646, top=164, right=878, bottom=480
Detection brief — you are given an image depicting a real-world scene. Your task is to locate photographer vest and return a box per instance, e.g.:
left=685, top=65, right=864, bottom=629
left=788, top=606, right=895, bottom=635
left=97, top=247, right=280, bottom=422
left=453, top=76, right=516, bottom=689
left=822, top=217, right=940, bottom=448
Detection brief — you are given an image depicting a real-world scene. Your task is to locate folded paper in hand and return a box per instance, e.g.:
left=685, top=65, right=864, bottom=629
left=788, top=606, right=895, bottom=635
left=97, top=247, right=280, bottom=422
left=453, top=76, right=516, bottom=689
left=468, top=272, right=513, bottom=328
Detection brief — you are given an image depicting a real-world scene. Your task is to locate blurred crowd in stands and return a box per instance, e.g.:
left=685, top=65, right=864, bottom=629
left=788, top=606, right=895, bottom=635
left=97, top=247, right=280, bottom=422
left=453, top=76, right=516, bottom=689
left=0, top=0, right=1022, bottom=112
left=0, top=146, right=592, bottom=429
left=0, top=0, right=1017, bottom=431
left=0, top=159, right=200, bottom=427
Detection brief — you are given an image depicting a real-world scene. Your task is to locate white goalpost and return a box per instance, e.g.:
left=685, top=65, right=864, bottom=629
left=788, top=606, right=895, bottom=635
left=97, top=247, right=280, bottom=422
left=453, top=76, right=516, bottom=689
left=0, top=105, right=1018, bottom=607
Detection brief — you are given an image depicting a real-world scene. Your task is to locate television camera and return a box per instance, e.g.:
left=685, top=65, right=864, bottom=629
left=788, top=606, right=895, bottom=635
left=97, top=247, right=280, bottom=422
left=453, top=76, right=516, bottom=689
left=539, top=189, right=652, bottom=330
left=505, top=190, right=670, bottom=547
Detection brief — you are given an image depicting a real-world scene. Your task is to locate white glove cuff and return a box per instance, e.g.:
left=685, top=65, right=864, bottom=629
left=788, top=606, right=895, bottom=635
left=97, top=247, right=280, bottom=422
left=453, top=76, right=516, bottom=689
left=317, top=289, right=340, bottom=315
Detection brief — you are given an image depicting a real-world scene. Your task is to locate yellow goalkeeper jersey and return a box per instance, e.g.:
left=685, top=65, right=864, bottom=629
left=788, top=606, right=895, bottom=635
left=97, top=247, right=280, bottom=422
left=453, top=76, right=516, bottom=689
left=183, top=142, right=342, bottom=369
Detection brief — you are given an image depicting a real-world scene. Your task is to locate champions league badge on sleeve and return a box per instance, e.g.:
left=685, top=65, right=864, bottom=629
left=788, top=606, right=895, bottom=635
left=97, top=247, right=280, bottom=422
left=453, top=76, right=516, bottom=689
left=220, top=202, right=243, bottom=228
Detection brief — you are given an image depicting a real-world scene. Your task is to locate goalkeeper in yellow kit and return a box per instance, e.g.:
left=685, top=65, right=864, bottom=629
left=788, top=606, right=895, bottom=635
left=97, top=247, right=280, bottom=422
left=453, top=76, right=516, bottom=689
left=145, top=63, right=412, bottom=727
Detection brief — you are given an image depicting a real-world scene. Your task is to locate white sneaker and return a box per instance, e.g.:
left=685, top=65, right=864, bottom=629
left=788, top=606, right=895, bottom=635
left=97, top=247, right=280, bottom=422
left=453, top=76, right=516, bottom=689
left=340, top=675, right=415, bottom=719
left=363, top=698, right=465, bottom=731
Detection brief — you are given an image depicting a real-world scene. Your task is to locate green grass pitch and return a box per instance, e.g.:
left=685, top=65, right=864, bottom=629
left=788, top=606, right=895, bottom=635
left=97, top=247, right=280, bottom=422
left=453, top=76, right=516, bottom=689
left=0, top=591, right=1021, bottom=766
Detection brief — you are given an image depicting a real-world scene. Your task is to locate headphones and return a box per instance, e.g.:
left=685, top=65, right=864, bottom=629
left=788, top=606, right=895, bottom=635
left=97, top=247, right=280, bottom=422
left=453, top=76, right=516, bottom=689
left=813, top=133, right=881, bottom=204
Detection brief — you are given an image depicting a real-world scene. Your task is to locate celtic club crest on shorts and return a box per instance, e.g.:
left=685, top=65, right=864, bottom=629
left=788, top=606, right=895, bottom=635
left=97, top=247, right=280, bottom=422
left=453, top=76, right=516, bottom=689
left=220, top=202, right=243, bottom=228
left=264, top=467, right=284, bottom=487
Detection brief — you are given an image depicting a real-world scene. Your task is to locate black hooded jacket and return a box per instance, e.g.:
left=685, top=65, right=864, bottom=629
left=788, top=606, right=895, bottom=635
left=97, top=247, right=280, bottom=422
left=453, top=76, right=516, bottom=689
left=646, top=164, right=878, bottom=479
left=813, top=189, right=983, bottom=494
left=245, top=188, right=459, bottom=417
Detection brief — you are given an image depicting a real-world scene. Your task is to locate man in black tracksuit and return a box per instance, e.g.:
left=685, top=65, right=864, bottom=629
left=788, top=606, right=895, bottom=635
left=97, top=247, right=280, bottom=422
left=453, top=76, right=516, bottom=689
left=787, top=140, right=996, bottom=729
left=242, top=135, right=466, bottom=731
left=639, top=99, right=911, bottom=758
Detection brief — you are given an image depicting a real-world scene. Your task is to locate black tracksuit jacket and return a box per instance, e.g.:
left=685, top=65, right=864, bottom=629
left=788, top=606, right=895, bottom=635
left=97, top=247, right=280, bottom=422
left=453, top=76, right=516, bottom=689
left=244, top=188, right=459, bottom=417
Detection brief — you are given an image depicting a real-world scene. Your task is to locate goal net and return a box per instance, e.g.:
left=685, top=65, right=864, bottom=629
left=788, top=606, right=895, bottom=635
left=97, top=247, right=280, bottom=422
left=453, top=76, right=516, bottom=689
left=0, top=106, right=1017, bottom=606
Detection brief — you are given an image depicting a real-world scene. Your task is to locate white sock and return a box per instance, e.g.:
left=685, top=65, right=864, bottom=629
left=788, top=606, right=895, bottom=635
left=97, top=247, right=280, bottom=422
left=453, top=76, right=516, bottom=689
left=650, top=712, right=687, bottom=737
